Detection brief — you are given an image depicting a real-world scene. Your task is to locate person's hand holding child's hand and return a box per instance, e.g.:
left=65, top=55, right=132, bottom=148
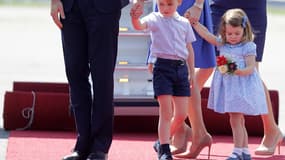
left=130, top=0, right=144, bottom=19
left=184, top=3, right=202, bottom=25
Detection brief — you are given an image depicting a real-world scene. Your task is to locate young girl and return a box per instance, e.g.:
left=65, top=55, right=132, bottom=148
left=191, top=8, right=268, bottom=160
left=210, top=1, right=284, bottom=155
left=130, top=0, right=196, bottom=159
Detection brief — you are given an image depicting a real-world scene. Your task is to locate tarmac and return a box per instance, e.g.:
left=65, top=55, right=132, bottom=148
left=0, top=3, right=285, bottom=160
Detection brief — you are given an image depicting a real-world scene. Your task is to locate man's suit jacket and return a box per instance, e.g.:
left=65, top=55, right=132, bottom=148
left=61, top=0, right=129, bottom=13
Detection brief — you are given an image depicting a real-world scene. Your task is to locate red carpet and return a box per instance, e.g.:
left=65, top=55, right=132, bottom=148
left=6, top=131, right=285, bottom=160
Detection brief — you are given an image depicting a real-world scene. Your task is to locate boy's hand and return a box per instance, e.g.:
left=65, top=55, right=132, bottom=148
left=130, top=0, right=144, bottom=19
left=148, top=63, right=154, bottom=73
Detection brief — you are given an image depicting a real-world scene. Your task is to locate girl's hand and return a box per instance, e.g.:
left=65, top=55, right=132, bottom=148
left=184, top=3, right=202, bottom=25
left=130, top=0, right=144, bottom=19
left=234, top=69, right=242, bottom=75
left=148, top=63, right=154, bottom=73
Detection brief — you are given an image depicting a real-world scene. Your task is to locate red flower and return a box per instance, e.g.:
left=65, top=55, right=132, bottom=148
left=216, top=55, right=227, bottom=66
left=216, top=55, right=237, bottom=74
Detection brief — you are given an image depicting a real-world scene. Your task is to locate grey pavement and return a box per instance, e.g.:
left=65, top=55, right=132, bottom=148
left=0, top=5, right=66, bottom=160
left=0, top=4, right=285, bottom=160
left=268, top=0, right=285, bottom=8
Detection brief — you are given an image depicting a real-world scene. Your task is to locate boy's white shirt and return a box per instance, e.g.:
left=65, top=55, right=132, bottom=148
left=140, top=12, right=196, bottom=63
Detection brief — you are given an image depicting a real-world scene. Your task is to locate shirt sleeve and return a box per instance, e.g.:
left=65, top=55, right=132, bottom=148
left=147, top=53, right=157, bottom=64
left=243, top=42, right=257, bottom=57
left=141, top=12, right=156, bottom=32
left=185, top=22, right=196, bottom=43
left=216, top=37, right=222, bottom=51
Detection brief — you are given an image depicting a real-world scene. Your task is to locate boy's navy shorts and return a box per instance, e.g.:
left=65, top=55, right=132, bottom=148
left=153, top=58, right=190, bottom=97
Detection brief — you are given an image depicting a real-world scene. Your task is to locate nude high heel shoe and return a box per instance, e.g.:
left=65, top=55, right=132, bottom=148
left=170, top=126, right=192, bottom=155
left=174, top=133, right=212, bottom=159
left=255, top=130, right=284, bottom=155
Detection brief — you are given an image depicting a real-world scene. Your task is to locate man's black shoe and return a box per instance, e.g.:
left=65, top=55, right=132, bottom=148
left=159, top=153, right=173, bottom=160
left=159, top=144, right=173, bottom=160
left=62, top=151, right=85, bottom=160
left=87, top=151, right=108, bottom=160
left=153, top=140, right=160, bottom=153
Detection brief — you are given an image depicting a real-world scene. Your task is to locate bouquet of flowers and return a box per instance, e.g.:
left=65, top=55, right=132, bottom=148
left=216, top=55, right=237, bottom=74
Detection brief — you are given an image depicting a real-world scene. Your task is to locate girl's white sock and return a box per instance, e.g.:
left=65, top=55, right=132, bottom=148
left=229, top=148, right=242, bottom=158
left=242, top=147, right=250, bottom=154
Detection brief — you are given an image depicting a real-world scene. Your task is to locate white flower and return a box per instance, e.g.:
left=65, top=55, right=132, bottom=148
left=218, top=65, right=228, bottom=74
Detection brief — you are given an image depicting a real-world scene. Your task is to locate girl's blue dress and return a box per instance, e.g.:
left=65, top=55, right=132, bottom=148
left=207, top=42, right=268, bottom=115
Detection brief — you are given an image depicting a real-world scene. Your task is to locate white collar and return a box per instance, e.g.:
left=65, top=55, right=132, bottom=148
left=158, top=12, right=180, bottom=20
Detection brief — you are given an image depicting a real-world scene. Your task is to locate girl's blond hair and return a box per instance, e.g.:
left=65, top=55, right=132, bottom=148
left=218, top=8, right=254, bottom=44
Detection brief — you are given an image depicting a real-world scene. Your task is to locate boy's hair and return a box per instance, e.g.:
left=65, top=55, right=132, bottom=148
left=157, top=0, right=182, bottom=5
left=218, top=8, right=254, bottom=44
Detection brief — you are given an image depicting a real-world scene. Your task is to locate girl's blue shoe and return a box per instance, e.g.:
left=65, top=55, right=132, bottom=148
left=226, top=152, right=243, bottom=160
left=242, top=153, right=252, bottom=160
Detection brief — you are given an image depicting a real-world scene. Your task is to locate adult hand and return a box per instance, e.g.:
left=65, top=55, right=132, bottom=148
left=184, top=4, right=202, bottom=25
left=130, top=0, right=144, bottom=19
left=50, top=0, right=65, bottom=29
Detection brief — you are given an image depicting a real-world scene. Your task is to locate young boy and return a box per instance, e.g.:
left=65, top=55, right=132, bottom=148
left=130, top=0, right=196, bottom=159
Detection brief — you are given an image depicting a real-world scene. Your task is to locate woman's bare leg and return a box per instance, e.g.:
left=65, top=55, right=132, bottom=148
left=187, top=68, right=213, bottom=153
left=171, top=68, right=214, bottom=154
left=170, top=123, right=192, bottom=154
left=255, top=63, right=283, bottom=154
left=260, top=83, right=282, bottom=143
